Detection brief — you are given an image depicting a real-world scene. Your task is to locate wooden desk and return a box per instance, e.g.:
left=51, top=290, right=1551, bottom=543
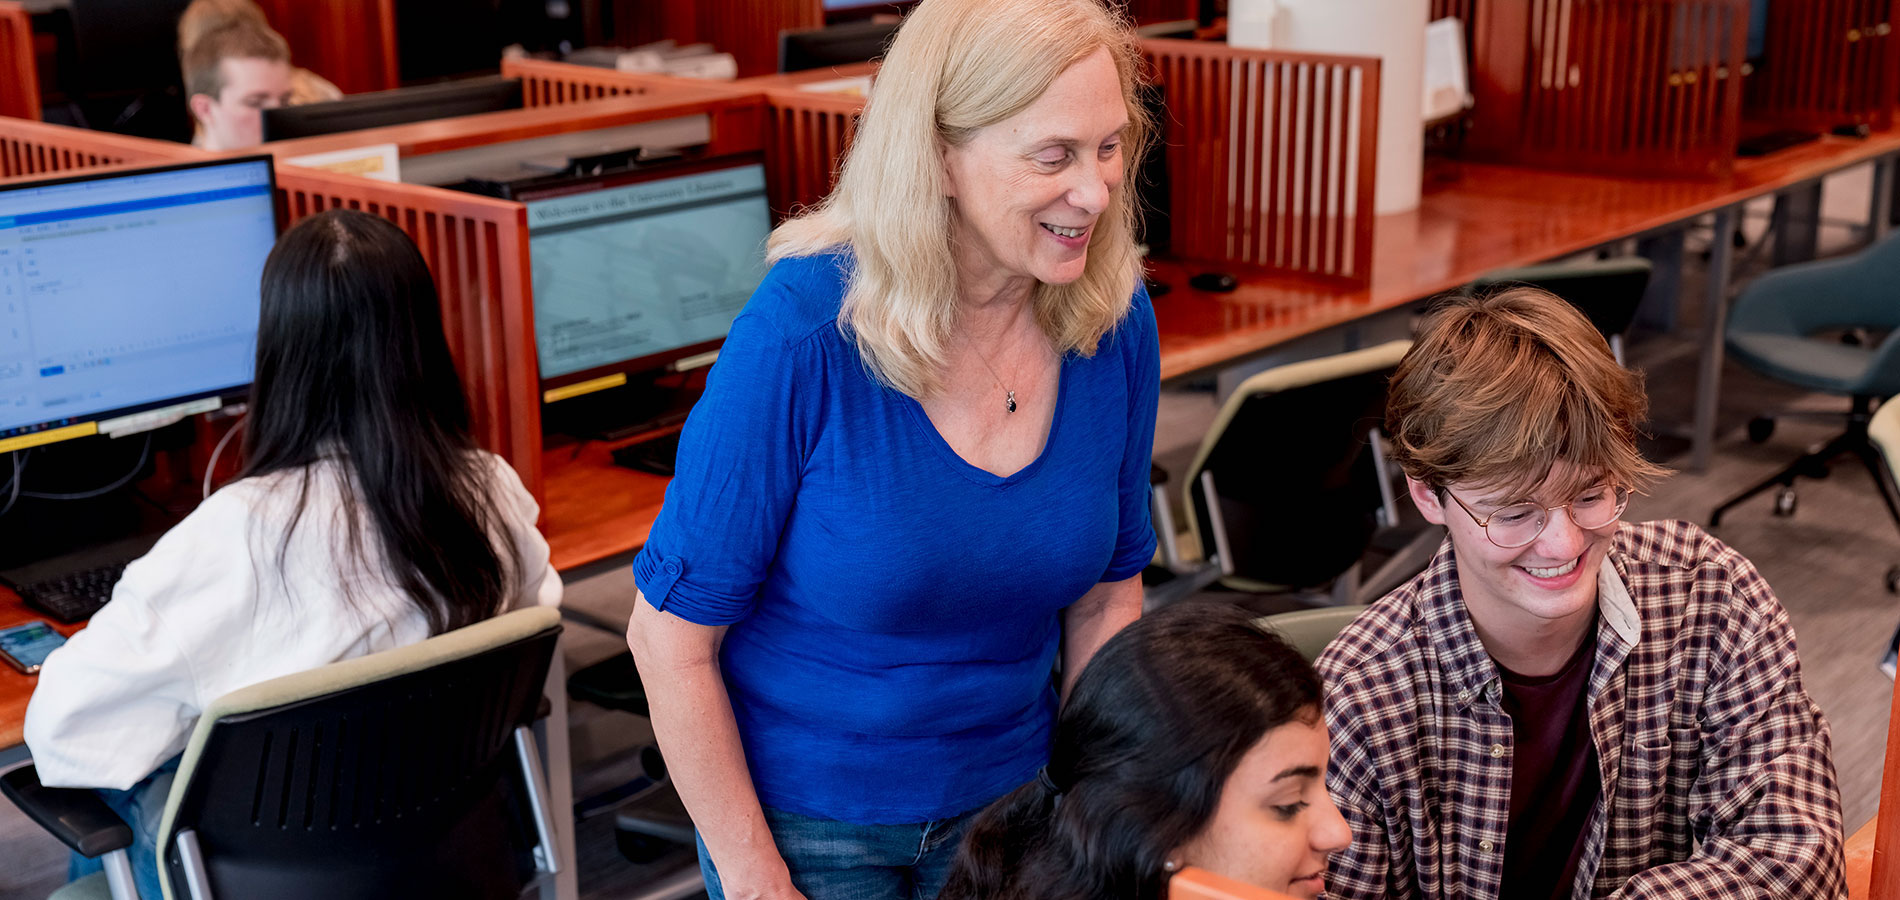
left=0, top=588, right=81, bottom=764
left=1150, top=135, right=1900, bottom=468
left=535, top=131, right=1900, bottom=570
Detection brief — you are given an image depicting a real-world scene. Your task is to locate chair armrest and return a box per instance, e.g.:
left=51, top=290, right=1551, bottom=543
left=0, top=765, right=132, bottom=858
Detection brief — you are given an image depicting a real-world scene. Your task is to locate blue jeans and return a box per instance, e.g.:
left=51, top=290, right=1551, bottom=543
left=696, top=806, right=973, bottom=900
left=68, top=755, right=179, bottom=900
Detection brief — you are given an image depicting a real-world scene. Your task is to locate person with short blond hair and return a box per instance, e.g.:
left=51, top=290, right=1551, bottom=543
left=182, top=19, right=291, bottom=151
left=623, top=0, right=1159, bottom=897
left=1318, top=287, right=1846, bottom=899
left=176, top=0, right=341, bottom=108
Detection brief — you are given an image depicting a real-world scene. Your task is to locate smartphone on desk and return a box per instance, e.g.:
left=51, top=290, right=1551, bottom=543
left=0, top=620, right=67, bottom=675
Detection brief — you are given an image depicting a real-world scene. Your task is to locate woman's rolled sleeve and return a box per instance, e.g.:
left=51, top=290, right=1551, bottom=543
left=633, top=310, right=815, bottom=625
left=1102, top=285, right=1160, bottom=582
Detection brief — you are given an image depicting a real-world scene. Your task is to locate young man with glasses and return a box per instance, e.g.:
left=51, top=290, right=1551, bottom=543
left=1317, top=288, right=1845, bottom=900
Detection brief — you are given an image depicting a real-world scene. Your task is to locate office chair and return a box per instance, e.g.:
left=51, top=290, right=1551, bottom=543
left=1254, top=605, right=1370, bottom=663
left=1468, top=257, right=1653, bottom=365
left=1182, top=340, right=1440, bottom=608
left=1709, top=230, right=1900, bottom=529
left=3, top=607, right=566, bottom=900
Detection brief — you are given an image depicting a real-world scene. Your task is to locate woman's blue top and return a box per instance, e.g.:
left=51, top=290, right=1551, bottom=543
left=632, top=251, right=1159, bottom=825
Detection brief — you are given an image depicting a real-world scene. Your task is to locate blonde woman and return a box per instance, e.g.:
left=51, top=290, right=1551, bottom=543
left=623, top=0, right=1158, bottom=897
left=177, top=0, right=342, bottom=107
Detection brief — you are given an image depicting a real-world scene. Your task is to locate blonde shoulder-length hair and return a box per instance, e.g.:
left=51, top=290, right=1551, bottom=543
left=768, top=0, right=1152, bottom=400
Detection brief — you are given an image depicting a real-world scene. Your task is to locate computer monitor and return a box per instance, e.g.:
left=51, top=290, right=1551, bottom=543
left=516, top=155, right=772, bottom=434
left=261, top=76, right=525, bottom=142
left=1747, top=0, right=1770, bottom=61
left=0, top=156, right=278, bottom=455
left=779, top=20, right=901, bottom=72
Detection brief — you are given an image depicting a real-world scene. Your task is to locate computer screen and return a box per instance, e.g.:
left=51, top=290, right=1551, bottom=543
left=519, top=157, right=772, bottom=389
left=0, top=157, right=277, bottom=454
left=262, top=76, right=524, bottom=143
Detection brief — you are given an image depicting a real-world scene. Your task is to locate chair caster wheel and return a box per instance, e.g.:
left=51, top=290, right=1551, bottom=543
left=1748, top=416, right=1775, bottom=444
left=1886, top=565, right=1900, bottom=595
left=1773, top=487, right=1798, bottom=517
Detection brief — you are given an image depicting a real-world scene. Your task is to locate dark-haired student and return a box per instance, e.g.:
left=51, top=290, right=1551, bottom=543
left=25, top=209, right=560, bottom=900
left=939, top=603, right=1351, bottom=900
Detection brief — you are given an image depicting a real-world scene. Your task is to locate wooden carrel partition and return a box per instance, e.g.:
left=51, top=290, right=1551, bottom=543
left=0, top=117, right=203, bottom=180
left=252, top=0, right=400, bottom=96
left=1745, top=0, right=1900, bottom=132
left=503, top=57, right=680, bottom=107
left=272, top=167, right=543, bottom=500
left=1142, top=38, right=1380, bottom=284
left=0, top=0, right=38, bottom=123
left=500, top=44, right=1382, bottom=285
left=1466, top=0, right=1749, bottom=177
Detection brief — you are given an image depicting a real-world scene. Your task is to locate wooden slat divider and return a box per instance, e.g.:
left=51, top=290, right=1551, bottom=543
left=501, top=57, right=686, bottom=107
left=1469, top=0, right=1748, bottom=177
left=1142, top=38, right=1380, bottom=284
left=0, top=1, right=34, bottom=122
left=1746, top=0, right=1900, bottom=131
left=272, top=164, right=542, bottom=502
left=0, top=119, right=204, bottom=181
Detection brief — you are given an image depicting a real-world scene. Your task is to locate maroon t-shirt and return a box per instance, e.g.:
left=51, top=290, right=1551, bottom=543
left=1497, top=625, right=1601, bottom=900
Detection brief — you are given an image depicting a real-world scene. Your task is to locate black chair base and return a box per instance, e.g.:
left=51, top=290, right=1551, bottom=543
left=1709, top=396, right=1900, bottom=532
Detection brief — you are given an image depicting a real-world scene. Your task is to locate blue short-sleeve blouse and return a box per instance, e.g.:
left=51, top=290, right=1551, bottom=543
left=633, top=251, right=1159, bottom=824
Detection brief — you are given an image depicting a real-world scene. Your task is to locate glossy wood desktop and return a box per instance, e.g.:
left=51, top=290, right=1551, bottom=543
left=0, top=587, right=81, bottom=751
left=541, top=128, right=1900, bottom=570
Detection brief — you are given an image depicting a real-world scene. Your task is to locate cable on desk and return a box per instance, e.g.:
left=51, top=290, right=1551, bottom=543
left=203, top=415, right=246, bottom=501
left=0, top=452, right=21, bottom=518
left=20, top=434, right=153, bottom=500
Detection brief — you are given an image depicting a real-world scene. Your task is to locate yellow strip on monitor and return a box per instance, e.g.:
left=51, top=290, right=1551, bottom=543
left=0, top=422, right=100, bottom=454
left=543, top=372, right=628, bottom=404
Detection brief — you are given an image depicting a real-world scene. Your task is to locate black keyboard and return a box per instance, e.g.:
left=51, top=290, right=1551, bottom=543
left=10, top=562, right=128, bottom=624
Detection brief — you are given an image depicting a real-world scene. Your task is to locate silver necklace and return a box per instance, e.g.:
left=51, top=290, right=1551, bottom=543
left=969, top=342, right=1018, bottom=414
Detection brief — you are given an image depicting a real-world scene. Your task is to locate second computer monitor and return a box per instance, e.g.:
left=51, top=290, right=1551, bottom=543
left=521, top=156, right=773, bottom=390
left=261, top=76, right=524, bottom=142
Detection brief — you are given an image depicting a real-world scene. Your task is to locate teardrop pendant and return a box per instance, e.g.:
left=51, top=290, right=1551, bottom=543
left=1006, top=391, right=1017, bottom=413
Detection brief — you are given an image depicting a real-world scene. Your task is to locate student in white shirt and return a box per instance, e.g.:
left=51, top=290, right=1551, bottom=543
left=25, top=208, right=561, bottom=899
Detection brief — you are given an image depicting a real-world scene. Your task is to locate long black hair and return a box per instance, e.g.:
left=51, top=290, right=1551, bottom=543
left=940, top=603, right=1324, bottom=900
left=238, top=208, right=515, bottom=634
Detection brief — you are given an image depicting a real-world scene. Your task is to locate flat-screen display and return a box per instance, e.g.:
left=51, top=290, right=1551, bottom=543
left=0, top=157, right=277, bottom=452
left=520, top=157, right=772, bottom=387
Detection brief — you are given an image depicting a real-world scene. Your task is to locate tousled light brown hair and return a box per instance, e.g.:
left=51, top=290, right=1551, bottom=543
left=767, top=0, right=1151, bottom=400
left=1386, top=288, right=1669, bottom=500
left=182, top=19, right=288, bottom=101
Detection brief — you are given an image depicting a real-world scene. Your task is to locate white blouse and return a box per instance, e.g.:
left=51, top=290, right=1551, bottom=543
left=24, top=451, right=562, bottom=789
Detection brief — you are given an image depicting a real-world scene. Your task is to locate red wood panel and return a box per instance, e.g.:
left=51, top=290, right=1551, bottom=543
left=764, top=88, right=861, bottom=219
left=1142, top=38, right=1380, bottom=284
left=274, top=165, right=543, bottom=503
left=1746, top=0, right=1899, bottom=130
left=0, top=119, right=204, bottom=180
left=1470, top=0, right=1747, bottom=176
left=252, top=0, right=400, bottom=95
left=696, top=0, right=824, bottom=79
left=1867, top=674, right=1900, bottom=898
left=0, top=1, right=36, bottom=121
left=501, top=57, right=674, bottom=107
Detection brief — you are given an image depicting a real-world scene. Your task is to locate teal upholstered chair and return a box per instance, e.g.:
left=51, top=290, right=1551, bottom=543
left=3, top=607, right=565, bottom=900
left=1710, top=231, right=1900, bottom=528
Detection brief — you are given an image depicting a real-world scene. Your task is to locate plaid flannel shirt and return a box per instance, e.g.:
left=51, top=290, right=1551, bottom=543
left=1317, top=519, right=1845, bottom=900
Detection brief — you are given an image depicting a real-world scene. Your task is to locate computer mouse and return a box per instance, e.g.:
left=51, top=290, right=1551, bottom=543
left=1189, top=271, right=1239, bottom=293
